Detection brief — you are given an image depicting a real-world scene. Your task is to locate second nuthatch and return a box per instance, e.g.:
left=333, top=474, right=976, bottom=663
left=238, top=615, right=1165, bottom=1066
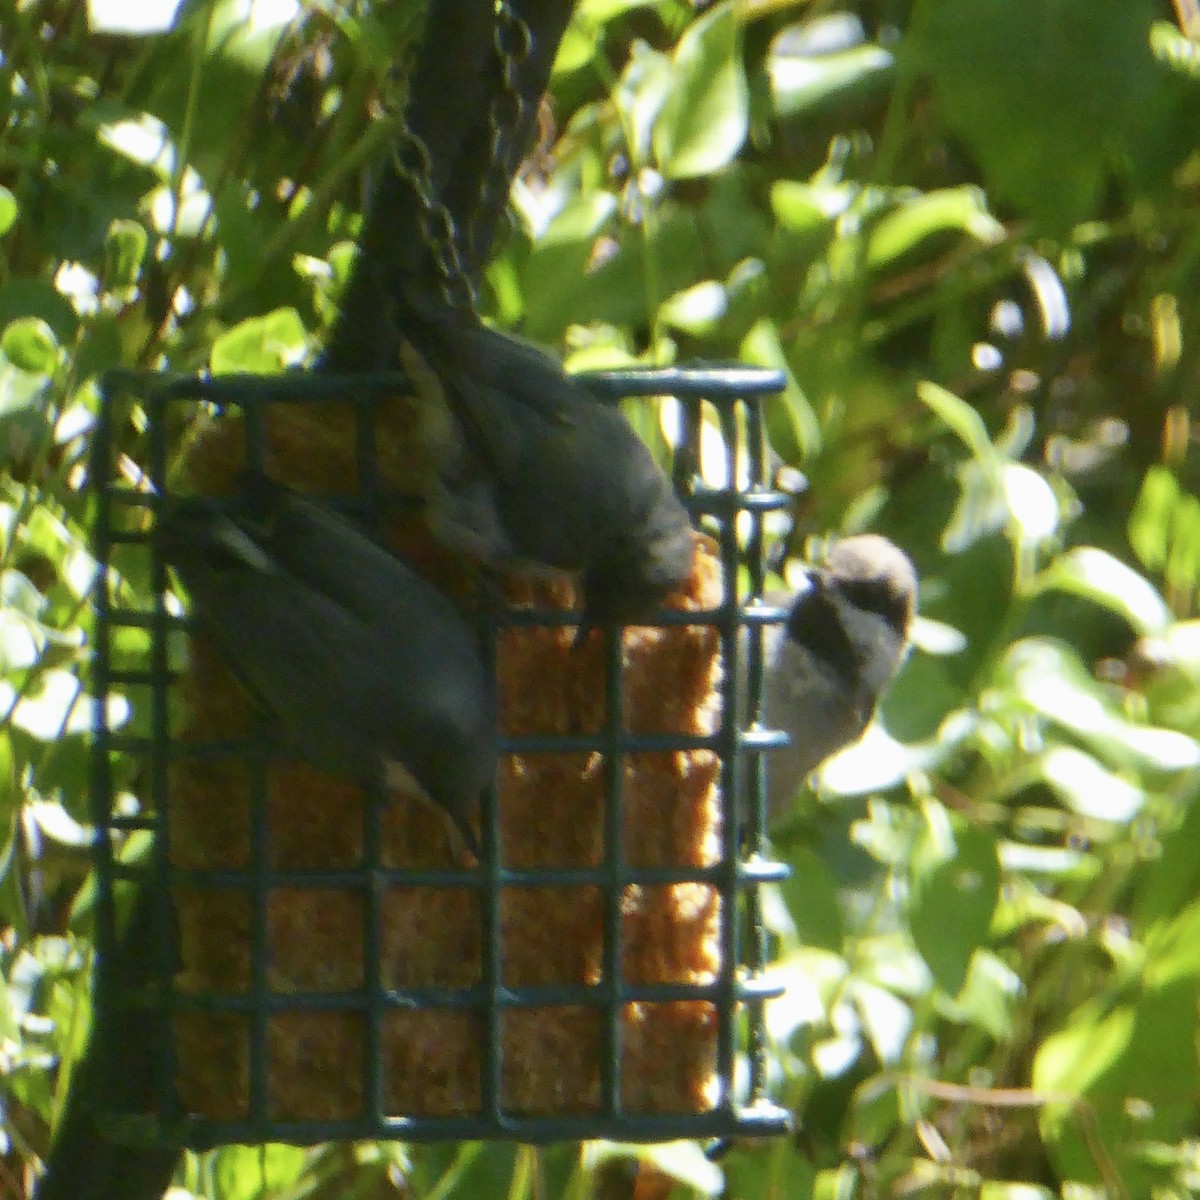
left=158, top=473, right=497, bottom=856
left=744, top=535, right=917, bottom=823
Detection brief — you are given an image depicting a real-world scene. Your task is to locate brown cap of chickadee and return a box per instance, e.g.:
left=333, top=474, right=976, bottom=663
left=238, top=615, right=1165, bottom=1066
left=158, top=473, right=497, bottom=857
left=748, top=534, right=917, bottom=823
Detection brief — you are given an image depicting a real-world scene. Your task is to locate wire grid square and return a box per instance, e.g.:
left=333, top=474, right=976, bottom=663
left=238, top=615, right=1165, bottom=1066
left=89, top=365, right=792, bottom=1148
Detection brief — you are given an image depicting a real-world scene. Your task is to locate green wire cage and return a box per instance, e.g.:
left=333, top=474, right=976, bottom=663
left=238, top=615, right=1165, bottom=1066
left=89, top=363, right=793, bottom=1150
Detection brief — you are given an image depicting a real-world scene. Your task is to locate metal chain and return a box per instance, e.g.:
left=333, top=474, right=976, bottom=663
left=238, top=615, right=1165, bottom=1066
left=390, top=125, right=478, bottom=313
left=469, top=1, right=532, bottom=266
left=388, top=1, right=532, bottom=311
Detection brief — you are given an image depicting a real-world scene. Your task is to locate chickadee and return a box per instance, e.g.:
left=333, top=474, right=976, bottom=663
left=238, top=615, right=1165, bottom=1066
left=393, top=301, right=697, bottom=639
left=158, top=473, right=497, bottom=857
left=745, top=535, right=917, bottom=823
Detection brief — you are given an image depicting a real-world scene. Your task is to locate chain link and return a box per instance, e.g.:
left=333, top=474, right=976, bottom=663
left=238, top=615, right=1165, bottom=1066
left=389, top=1, right=533, bottom=313
left=471, top=1, right=533, bottom=265
left=391, top=125, right=478, bottom=312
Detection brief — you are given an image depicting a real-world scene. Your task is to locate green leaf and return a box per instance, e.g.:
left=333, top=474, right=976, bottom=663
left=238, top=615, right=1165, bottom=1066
left=1134, top=787, right=1200, bottom=927
left=1151, top=18, right=1200, bottom=78
left=908, top=801, right=1000, bottom=996
left=657, top=280, right=727, bottom=336
left=1165, top=492, right=1200, bottom=598
left=769, top=180, right=852, bottom=234
left=97, top=115, right=176, bottom=179
left=780, top=848, right=844, bottom=951
left=1144, top=896, right=1200, bottom=988
left=88, top=0, right=184, bottom=34
left=742, top=319, right=822, bottom=458
left=920, top=0, right=1160, bottom=227
left=1, top=318, right=60, bottom=375
left=1001, top=462, right=1060, bottom=544
left=937, top=951, right=1019, bottom=1040
left=103, top=219, right=148, bottom=290
left=724, top=1141, right=817, bottom=1200
left=980, top=1183, right=1054, bottom=1200
left=0, top=187, right=17, bottom=238
left=1037, top=745, right=1144, bottom=824
left=213, top=1142, right=309, bottom=1200
left=615, top=42, right=674, bottom=168
left=768, top=24, right=893, bottom=119
left=10, top=670, right=130, bottom=740
left=654, top=3, right=749, bottom=180
left=1029, top=546, right=1171, bottom=635
left=1034, top=981, right=1199, bottom=1187
left=917, top=381, right=998, bottom=464
left=998, top=638, right=1200, bottom=772
left=867, top=187, right=1003, bottom=269
left=210, top=308, right=309, bottom=374
left=850, top=979, right=912, bottom=1065
left=203, top=0, right=295, bottom=71
left=591, top=1141, right=723, bottom=1197
left=1033, top=998, right=1134, bottom=1100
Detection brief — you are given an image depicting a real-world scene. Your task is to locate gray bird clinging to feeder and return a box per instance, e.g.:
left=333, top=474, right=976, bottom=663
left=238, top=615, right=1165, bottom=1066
left=158, top=471, right=498, bottom=858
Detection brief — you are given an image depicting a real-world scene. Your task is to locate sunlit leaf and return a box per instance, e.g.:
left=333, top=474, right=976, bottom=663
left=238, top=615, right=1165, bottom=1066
left=849, top=979, right=912, bottom=1065
left=1002, top=463, right=1059, bottom=543
left=97, top=115, right=176, bottom=178
left=657, top=280, right=727, bottom=335
left=770, top=180, right=854, bottom=233
left=1038, top=746, right=1144, bottom=824
left=742, top=319, right=822, bottom=457
left=1144, top=897, right=1200, bottom=987
left=763, top=954, right=830, bottom=1042
left=10, top=670, right=129, bottom=739
left=213, top=1142, right=309, bottom=1200
left=768, top=15, right=893, bottom=118
left=1127, top=465, right=1178, bottom=571
left=1030, top=546, right=1171, bottom=634
left=615, top=41, right=673, bottom=168
left=999, top=638, right=1200, bottom=771
left=1033, top=1000, right=1134, bottom=1100
left=591, top=1140, right=723, bottom=1197
left=980, top=1183, right=1055, bottom=1200
left=145, top=184, right=213, bottom=238
left=867, top=186, right=1003, bottom=269
left=1, top=318, right=59, bottom=376
left=917, top=381, right=998, bottom=464
left=88, top=0, right=185, bottom=34
left=938, top=951, right=1020, bottom=1040
left=0, top=187, right=17, bottom=238
left=210, top=308, right=309, bottom=374
left=654, top=3, right=748, bottom=179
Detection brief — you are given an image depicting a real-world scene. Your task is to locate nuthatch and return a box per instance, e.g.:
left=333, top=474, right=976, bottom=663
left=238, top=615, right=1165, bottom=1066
left=396, top=302, right=697, bottom=640
left=747, top=535, right=917, bottom=823
left=158, top=473, right=497, bottom=856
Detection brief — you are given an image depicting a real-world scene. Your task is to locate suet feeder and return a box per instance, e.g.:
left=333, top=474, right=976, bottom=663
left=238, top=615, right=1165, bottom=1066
left=89, top=363, right=792, bottom=1148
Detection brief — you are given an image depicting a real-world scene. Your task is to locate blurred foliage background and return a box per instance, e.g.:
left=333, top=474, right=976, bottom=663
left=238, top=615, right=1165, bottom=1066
left=5, top=0, right=1200, bottom=1196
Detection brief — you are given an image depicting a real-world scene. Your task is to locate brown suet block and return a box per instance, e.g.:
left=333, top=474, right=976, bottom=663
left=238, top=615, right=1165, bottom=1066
left=168, top=393, right=724, bottom=1122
